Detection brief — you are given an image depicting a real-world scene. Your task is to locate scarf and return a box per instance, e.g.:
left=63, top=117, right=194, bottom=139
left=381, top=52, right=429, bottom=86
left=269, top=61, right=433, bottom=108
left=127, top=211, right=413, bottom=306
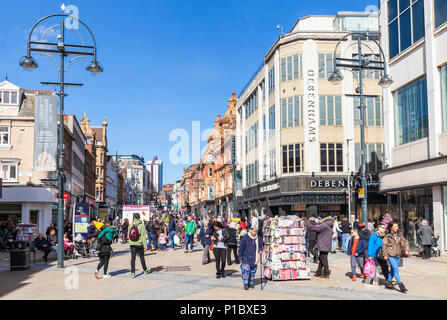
left=248, top=232, right=260, bottom=265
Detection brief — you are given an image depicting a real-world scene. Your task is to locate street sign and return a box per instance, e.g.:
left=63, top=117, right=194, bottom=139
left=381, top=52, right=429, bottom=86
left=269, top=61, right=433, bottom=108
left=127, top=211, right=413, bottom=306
left=358, top=188, right=364, bottom=199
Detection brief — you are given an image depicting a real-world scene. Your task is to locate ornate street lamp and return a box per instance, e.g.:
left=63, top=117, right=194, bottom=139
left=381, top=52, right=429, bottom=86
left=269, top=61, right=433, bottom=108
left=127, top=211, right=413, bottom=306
left=20, top=14, right=102, bottom=268
left=328, top=32, right=392, bottom=224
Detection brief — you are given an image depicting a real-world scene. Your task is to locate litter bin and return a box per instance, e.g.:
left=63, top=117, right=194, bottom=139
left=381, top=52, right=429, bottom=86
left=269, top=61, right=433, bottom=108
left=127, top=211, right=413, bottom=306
left=10, top=241, right=31, bottom=271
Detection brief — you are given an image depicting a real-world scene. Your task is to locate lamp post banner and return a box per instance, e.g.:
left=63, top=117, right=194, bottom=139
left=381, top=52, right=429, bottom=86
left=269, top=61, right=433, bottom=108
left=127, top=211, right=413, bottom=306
left=33, top=95, right=58, bottom=171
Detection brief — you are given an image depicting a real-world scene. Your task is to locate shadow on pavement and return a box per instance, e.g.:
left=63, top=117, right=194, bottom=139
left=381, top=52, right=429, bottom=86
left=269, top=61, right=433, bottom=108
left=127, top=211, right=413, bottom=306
left=109, top=268, right=131, bottom=276
left=150, top=265, right=164, bottom=273
left=0, top=252, right=56, bottom=298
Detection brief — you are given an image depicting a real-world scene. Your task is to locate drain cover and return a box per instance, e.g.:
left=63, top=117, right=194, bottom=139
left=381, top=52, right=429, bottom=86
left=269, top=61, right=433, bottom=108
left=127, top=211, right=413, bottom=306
left=165, top=266, right=191, bottom=272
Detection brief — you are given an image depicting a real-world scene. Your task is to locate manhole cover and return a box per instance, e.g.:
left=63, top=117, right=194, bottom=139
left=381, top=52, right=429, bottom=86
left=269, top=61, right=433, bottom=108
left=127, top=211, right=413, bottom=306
left=165, top=266, right=191, bottom=272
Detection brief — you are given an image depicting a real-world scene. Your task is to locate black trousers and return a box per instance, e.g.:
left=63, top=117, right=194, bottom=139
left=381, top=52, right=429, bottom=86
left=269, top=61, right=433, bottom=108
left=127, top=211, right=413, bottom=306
left=309, top=240, right=318, bottom=261
left=317, top=251, right=329, bottom=276
left=227, top=245, right=239, bottom=264
left=377, top=257, right=389, bottom=280
left=213, top=247, right=227, bottom=276
left=97, top=253, right=110, bottom=274
left=130, top=245, right=148, bottom=273
left=424, top=245, right=431, bottom=259
left=39, top=246, right=51, bottom=258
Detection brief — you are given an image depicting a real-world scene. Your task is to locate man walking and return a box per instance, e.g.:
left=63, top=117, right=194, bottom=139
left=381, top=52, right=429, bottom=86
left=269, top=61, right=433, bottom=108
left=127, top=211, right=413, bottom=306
left=145, top=218, right=158, bottom=251
left=128, top=213, right=150, bottom=278
left=340, top=217, right=352, bottom=254
left=112, top=216, right=121, bottom=243
left=184, top=216, right=196, bottom=253
left=168, top=214, right=176, bottom=250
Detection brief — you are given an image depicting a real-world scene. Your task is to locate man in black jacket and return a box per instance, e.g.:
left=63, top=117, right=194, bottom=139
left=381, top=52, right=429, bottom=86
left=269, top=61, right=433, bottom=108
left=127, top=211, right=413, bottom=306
left=168, top=215, right=176, bottom=250
left=145, top=219, right=158, bottom=251
left=226, top=222, right=240, bottom=265
left=33, top=233, right=52, bottom=262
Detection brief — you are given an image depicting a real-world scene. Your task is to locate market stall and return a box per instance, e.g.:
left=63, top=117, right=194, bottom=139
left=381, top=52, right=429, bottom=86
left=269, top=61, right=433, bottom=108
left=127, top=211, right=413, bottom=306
left=262, top=216, right=311, bottom=281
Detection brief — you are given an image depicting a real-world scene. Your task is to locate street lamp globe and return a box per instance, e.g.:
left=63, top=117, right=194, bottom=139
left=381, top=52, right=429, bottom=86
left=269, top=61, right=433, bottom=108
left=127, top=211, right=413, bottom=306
left=19, top=56, right=38, bottom=71
left=86, top=60, right=103, bottom=75
left=328, top=69, right=343, bottom=84
left=378, top=73, right=393, bottom=88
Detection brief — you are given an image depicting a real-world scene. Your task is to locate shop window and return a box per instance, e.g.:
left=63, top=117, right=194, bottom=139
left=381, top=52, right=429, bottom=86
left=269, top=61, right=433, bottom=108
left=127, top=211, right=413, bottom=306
left=320, top=143, right=343, bottom=172
left=394, top=76, right=428, bottom=146
left=30, top=210, right=39, bottom=225
left=387, top=0, right=424, bottom=59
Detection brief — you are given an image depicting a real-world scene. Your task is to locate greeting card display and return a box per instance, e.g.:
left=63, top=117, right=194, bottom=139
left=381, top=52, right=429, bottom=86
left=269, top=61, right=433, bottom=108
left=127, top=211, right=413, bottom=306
left=262, top=216, right=311, bottom=281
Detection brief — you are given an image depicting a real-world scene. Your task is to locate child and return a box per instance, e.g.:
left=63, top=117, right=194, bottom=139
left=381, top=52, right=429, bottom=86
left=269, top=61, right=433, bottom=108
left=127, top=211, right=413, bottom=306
left=347, top=228, right=367, bottom=281
left=63, top=232, right=75, bottom=256
left=158, top=231, right=167, bottom=251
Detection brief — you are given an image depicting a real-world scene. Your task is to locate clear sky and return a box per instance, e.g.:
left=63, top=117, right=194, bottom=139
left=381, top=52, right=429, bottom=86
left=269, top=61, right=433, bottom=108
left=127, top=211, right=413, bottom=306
left=0, top=0, right=377, bottom=184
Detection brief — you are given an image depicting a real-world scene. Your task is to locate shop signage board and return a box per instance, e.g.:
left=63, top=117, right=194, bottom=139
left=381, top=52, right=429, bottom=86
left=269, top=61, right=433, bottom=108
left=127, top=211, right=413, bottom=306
left=260, top=183, right=279, bottom=193
left=33, top=95, right=58, bottom=171
left=74, top=203, right=90, bottom=238
left=122, top=205, right=151, bottom=223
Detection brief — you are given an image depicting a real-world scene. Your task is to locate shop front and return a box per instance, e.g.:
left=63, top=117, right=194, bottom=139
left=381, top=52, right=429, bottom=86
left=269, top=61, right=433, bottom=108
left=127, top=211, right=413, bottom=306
left=239, top=176, right=386, bottom=220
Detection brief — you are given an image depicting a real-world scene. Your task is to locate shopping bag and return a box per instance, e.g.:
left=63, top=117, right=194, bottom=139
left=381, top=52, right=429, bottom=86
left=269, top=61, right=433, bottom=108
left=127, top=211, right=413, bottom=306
left=174, top=235, right=180, bottom=246
left=363, top=258, right=376, bottom=278
left=210, top=239, right=214, bottom=250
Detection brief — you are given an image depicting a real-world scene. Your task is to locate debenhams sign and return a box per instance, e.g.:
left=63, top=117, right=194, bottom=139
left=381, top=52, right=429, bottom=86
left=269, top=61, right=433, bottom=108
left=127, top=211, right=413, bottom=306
left=260, top=183, right=279, bottom=193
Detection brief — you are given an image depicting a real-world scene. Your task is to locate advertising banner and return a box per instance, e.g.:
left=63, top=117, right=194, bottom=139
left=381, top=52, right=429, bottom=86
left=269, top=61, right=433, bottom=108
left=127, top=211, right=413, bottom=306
left=74, top=203, right=90, bottom=238
left=33, top=95, right=58, bottom=171
left=122, top=205, right=151, bottom=223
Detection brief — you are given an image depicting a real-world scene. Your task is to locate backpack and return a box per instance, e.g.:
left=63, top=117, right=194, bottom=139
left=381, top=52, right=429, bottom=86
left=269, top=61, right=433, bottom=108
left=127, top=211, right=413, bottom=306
left=129, top=223, right=140, bottom=241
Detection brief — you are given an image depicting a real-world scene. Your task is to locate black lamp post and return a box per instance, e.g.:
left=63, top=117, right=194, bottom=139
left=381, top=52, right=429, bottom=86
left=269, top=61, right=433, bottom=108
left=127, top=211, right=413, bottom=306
left=328, top=32, right=392, bottom=224
left=20, top=14, right=103, bottom=268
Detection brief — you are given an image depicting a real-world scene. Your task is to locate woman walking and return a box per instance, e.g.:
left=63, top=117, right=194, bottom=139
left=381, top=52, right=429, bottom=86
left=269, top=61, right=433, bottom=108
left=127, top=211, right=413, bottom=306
left=121, top=218, right=129, bottom=243
left=382, top=222, right=409, bottom=293
left=238, top=226, right=263, bottom=290
left=226, top=221, right=240, bottom=265
left=94, top=222, right=115, bottom=279
left=210, top=221, right=229, bottom=278
left=306, top=216, right=334, bottom=278
left=417, top=220, right=434, bottom=259
left=365, top=223, right=389, bottom=285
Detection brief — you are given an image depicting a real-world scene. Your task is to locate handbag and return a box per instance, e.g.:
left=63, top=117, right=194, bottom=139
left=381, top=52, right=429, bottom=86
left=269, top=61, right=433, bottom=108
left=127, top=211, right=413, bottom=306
left=210, top=239, right=214, bottom=251
left=400, top=239, right=409, bottom=257
left=363, top=258, right=376, bottom=278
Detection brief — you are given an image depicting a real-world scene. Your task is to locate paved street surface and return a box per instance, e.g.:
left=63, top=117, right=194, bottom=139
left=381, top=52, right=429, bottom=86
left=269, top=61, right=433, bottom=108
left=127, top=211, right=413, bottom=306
left=1, top=243, right=446, bottom=300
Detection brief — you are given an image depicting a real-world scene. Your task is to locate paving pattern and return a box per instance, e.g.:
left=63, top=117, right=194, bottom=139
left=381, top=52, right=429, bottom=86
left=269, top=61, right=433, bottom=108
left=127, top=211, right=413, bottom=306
left=0, top=243, right=446, bottom=300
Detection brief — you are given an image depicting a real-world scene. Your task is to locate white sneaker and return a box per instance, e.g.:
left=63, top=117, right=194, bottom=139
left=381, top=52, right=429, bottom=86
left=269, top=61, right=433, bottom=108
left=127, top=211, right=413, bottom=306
left=103, top=275, right=111, bottom=279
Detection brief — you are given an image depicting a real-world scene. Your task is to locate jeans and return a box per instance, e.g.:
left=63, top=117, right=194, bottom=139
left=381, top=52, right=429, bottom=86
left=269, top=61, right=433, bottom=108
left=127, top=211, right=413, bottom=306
left=317, top=251, right=329, bottom=276
left=342, top=233, right=350, bottom=253
left=387, top=256, right=402, bottom=284
left=130, top=245, right=148, bottom=274
left=337, top=232, right=342, bottom=248
left=331, top=238, right=337, bottom=252
left=350, top=255, right=364, bottom=276
left=160, top=244, right=166, bottom=250
left=185, top=233, right=194, bottom=251
left=169, top=231, right=175, bottom=249
left=423, top=244, right=431, bottom=259
left=148, top=234, right=158, bottom=250
left=213, top=247, right=227, bottom=276
left=202, top=244, right=211, bottom=264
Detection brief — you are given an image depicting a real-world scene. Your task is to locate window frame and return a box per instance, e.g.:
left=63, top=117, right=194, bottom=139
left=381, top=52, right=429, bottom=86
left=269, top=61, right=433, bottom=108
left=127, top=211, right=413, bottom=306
left=320, top=143, right=343, bottom=172
left=0, top=160, right=19, bottom=182
left=0, top=125, right=11, bottom=147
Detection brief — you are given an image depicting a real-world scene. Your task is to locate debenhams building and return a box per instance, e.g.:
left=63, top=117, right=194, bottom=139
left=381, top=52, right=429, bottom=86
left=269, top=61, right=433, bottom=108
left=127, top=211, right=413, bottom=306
left=235, top=12, right=388, bottom=219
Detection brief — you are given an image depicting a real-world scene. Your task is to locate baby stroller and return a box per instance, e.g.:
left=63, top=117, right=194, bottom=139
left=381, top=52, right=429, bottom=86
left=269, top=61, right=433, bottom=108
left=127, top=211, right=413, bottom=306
left=74, top=234, right=90, bottom=258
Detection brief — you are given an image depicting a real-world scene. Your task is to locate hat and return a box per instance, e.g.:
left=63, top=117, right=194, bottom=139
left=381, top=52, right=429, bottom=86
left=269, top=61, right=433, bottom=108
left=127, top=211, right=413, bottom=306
left=358, top=222, right=366, bottom=229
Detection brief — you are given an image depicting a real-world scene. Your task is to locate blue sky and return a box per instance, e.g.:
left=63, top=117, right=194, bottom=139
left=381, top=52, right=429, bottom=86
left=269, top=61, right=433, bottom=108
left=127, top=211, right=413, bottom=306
left=0, top=0, right=377, bottom=184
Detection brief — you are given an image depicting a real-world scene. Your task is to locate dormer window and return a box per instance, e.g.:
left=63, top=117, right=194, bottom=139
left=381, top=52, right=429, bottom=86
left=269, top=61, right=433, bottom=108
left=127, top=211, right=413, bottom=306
left=0, top=91, right=19, bottom=105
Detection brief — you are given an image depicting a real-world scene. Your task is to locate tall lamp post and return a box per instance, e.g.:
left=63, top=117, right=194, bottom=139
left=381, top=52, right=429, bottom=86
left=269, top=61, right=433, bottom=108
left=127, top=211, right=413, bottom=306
left=20, top=14, right=103, bottom=268
left=328, top=32, right=392, bottom=224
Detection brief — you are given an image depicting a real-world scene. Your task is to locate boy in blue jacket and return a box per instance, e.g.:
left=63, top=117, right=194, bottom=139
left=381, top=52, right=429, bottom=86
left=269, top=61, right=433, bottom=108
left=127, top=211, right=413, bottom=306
left=347, top=228, right=367, bottom=281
